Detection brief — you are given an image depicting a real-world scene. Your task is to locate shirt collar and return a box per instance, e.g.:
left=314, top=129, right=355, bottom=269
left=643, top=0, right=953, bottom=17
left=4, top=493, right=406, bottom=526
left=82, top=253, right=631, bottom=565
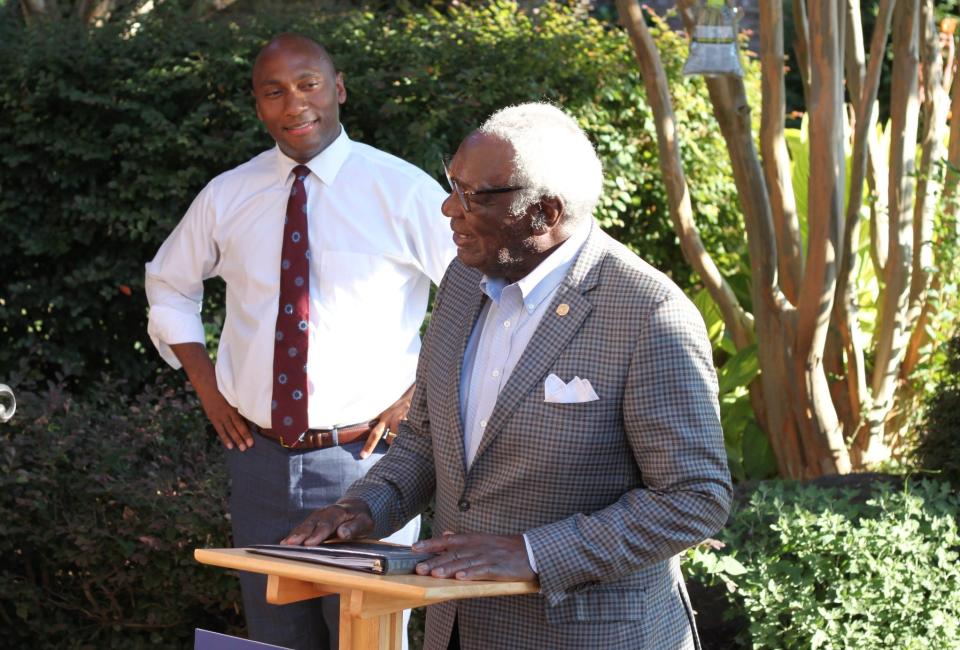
left=274, top=126, right=351, bottom=186
left=480, top=219, right=592, bottom=311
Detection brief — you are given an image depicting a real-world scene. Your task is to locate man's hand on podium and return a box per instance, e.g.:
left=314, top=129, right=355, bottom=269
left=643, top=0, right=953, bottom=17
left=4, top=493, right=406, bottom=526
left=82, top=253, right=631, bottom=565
left=281, top=498, right=374, bottom=546
left=411, top=532, right=537, bottom=582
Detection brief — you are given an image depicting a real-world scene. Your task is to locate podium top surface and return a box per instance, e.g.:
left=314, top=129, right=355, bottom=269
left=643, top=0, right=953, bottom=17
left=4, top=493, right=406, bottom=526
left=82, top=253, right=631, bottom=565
left=195, top=548, right=539, bottom=601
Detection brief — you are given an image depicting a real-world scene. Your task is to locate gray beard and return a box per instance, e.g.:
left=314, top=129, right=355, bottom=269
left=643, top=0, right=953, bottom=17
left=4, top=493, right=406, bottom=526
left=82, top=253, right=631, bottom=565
left=496, top=233, right=539, bottom=272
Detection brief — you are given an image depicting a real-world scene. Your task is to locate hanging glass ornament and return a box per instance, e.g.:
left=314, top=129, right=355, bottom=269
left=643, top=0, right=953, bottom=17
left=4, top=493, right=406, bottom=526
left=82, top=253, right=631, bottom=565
left=683, top=0, right=744, bottom=78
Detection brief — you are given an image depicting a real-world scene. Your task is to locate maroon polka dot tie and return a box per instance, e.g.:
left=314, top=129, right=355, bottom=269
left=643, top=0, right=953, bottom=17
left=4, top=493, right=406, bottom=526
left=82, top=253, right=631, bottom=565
left=271, top=164, right=311, bottom=447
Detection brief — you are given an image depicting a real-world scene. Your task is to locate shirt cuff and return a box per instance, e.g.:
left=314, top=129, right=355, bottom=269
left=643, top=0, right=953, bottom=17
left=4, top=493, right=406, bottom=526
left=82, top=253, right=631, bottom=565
left=147, top=307, right=206, bottom=369
left=522, top=533, right=539, bottom=574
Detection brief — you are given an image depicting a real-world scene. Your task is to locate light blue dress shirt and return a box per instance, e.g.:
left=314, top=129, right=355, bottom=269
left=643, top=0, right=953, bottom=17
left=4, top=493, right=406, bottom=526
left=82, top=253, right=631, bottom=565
left=459, top=222, right=591, bottom=466
left=458, top=221, right=591, bottom=570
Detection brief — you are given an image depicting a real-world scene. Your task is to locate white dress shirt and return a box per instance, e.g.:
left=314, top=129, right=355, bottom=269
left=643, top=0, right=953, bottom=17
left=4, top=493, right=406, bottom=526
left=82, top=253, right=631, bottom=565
left=145, top=128, right=456, bottom=428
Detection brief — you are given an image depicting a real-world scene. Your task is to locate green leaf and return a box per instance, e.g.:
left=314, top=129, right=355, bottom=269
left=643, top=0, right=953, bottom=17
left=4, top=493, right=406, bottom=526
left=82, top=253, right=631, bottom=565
left=716, top=344, right=759, bottom=395
left=692, top=287, right=726, bottom=347
left=717, top=555, right=748, bottom=576
left=742, top=419, right=778, bottom=479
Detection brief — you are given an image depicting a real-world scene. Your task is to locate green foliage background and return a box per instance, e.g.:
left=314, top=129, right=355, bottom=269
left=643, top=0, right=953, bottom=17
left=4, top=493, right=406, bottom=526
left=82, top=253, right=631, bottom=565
left=0, top=380, right=242, bottom=648
left=0, top=1, right=748, bottom=390
left=687, top=480, right=960, bottom=649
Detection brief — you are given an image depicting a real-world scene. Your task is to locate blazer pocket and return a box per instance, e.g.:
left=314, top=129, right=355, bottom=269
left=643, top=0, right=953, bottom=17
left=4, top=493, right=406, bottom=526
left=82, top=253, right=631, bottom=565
left=544, top=588, right=647, bottom=624
left=543, top=396, right=605, bottom=409
left=538, top=398, right=617, bottom=433
left=540, top=399, right=609, bottom=416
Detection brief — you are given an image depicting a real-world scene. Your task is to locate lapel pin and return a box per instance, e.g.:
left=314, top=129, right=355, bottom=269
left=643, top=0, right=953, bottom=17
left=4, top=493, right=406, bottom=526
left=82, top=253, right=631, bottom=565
left=556, top=303, right=570, bottom=317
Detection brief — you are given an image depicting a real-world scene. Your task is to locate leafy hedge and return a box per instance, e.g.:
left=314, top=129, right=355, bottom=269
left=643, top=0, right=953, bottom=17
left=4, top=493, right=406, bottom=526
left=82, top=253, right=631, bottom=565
left=0, top=378, right=242, bottom=649
left=0, top=1, right=749, bottom=388
left=687, top=480, right=960, bottom=649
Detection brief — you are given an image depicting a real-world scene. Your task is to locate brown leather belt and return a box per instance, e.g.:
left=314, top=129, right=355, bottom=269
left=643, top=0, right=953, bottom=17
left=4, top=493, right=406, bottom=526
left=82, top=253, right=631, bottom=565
left=256, top=421, right=374, bottom=450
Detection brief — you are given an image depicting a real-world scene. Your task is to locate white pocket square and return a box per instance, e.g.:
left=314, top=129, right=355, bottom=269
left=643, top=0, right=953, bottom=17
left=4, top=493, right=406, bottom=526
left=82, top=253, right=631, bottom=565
left=544, top=373, right=600, bottom=403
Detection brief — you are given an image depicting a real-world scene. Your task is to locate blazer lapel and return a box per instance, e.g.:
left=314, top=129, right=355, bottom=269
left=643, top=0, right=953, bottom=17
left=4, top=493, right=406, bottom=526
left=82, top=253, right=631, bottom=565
left=437, top=261, right=486, bottom=473
left=473, top=227, right=608, bottom=463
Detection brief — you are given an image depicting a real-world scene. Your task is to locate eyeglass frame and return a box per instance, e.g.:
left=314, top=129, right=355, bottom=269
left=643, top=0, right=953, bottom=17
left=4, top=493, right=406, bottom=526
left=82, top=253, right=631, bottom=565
left=441, top=156, right=526, bottom=213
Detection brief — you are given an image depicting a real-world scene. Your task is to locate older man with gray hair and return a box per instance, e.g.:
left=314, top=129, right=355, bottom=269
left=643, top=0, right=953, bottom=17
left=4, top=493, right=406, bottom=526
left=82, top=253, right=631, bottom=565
left=284, top=102, right=732, bottom=650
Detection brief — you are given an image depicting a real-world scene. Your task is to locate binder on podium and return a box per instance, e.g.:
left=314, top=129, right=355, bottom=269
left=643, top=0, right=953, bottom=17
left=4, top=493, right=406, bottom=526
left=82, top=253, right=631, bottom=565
left=245, top=540, right=433, bottom=575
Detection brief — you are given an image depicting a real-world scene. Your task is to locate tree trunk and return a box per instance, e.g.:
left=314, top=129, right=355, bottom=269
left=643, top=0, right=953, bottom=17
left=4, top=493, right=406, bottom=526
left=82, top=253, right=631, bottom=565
left=759, top=0, right=803, bottom=305
left=838, top=0, right=896, bottom=460
left=902, top=14, right=958, bottom=377
left=619, top=0, right=952, bottom=478
left=795, top=0, right=849, bottom=475
left=906, top=0, right=948, bottom=332
left=864, top=0, right=920, bottom=463
left=615, top=0, right=754, bottom=351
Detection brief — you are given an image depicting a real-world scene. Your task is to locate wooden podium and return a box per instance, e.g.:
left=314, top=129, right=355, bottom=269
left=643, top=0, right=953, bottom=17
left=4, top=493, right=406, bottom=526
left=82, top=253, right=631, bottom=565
left=195, top=548, right=538, bottom=650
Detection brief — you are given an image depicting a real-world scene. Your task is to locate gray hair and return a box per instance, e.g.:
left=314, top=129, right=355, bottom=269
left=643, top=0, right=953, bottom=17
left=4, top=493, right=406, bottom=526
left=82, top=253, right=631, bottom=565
left=478, top=103, right=603, bottom=226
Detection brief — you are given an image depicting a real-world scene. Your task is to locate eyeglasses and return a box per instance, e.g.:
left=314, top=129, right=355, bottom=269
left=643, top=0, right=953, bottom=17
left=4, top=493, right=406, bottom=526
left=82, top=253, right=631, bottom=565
left=441, top=156, right=525, bottom=213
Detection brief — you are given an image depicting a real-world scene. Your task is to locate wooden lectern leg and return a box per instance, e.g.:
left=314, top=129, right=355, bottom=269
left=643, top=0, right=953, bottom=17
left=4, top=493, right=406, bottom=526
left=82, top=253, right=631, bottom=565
left=265, top=574, right=331, bottom=604
left=339, top=589, right=403, bottom=650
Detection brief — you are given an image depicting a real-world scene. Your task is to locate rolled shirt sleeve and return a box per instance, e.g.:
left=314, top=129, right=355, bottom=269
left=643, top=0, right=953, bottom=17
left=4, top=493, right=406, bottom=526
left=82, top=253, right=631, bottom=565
left=144, top=185, right=221, bottom=369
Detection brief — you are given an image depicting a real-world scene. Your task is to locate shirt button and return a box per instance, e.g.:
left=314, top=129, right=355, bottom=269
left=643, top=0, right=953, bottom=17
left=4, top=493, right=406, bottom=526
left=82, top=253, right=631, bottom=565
left=503, top=320, right=511, bottom=328
left=458, top=499, right=470, bottom=512
left=492, top=369, right=500, bottom=377
left=480, top=420, right=487, bottom=428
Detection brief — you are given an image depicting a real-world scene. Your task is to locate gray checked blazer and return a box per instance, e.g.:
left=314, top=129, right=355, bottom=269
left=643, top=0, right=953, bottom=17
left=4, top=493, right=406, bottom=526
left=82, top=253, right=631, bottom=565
left=346, top=225, right=732, bottom=650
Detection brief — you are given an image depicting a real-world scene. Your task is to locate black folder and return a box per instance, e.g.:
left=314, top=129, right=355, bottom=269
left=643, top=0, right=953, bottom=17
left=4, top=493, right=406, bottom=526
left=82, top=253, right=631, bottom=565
left=245, top=541, right=434, bottom=575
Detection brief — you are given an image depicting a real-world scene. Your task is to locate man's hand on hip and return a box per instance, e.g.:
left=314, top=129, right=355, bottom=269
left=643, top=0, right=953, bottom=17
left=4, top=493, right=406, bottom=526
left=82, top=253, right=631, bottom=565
left=282, top=498, right=375, bottom=546
left=412, top=533, right=538, bottom=582
left=360, top=383, right=415, bottom=459
left=170, top=342, right=254, bottom=451
left=197, top=387, right=254, bottom=451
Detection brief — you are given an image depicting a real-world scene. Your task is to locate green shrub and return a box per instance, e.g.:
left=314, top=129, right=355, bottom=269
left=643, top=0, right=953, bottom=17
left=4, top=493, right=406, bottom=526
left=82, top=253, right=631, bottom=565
left=0, top=377, right=242, bottom=648
left=686, top=480, right=960, bottom=649
left=0, top=1, right=749, bottom=389
left=915, top=334, right=960, bottom=490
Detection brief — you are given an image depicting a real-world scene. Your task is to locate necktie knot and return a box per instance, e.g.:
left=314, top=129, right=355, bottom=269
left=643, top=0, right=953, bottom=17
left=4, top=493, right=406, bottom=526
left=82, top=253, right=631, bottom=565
left=293, top=165, right=310, bottom=182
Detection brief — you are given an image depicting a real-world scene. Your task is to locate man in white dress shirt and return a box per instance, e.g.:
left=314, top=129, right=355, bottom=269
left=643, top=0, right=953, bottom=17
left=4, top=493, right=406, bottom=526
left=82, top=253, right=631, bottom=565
left=144, top=33, right=455, bottom=650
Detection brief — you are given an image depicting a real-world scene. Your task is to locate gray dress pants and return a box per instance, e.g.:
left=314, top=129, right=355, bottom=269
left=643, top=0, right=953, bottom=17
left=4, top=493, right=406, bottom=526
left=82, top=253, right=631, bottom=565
left=227, top=429, right=420, bottom=650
